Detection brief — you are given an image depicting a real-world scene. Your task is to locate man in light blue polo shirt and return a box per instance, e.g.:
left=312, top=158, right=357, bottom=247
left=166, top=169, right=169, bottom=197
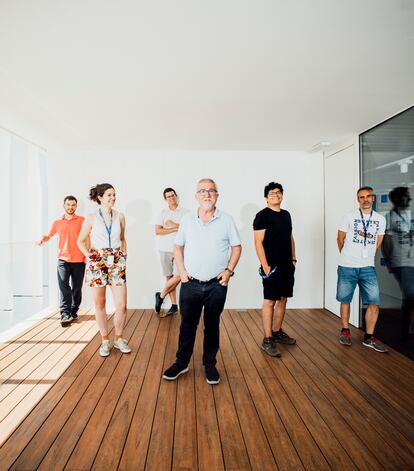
left=162, top=178, right=242, bottom=385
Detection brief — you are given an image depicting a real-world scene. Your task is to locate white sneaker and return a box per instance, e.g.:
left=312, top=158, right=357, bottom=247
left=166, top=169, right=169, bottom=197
left=99, top=340, right=111, bottom=357
left=114, top=338, right=132, bottom=353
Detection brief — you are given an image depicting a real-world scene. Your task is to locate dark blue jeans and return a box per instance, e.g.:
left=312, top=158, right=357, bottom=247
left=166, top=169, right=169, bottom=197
left=176, top=279, right=228, bottom=367
left=57, top=260, right=85, bottom=316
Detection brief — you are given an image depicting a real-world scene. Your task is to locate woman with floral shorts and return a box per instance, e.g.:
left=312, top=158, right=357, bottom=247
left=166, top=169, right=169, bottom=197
left=78, top=183, right=131, bottom=357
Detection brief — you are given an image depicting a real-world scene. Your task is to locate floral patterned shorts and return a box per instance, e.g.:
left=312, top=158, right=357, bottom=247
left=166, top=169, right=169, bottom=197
left=86, top=248, right=126, bottom=287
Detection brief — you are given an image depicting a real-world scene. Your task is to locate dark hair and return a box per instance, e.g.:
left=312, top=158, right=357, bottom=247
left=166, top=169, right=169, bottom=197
left=89, top=183, right=114, bottom=204
left=163, top=187, right=177, bottom=199
left=63, top=195, right=77, bottom=204
left=357, top=186, right=374, bottom=196
left=389, top=186, right=410, bottom=205
left=264, top=182, right=284, bottom=198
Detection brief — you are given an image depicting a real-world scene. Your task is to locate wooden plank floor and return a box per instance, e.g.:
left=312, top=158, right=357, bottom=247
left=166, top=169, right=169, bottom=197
left=1, top=308, right=414, bottom=470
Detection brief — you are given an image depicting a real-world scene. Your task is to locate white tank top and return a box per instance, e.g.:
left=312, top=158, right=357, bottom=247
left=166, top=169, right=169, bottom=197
left=90, top=210, right=122, bottom=249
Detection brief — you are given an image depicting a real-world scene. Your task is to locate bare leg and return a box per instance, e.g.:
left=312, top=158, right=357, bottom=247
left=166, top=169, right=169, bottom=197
left=161, top=275, right=181, bottom=300
left=273, top=297, right=288, bottom=331
left=163, top=275, right=177, bottom=305
left=365, top=304, right=379, bottom=335
left=340, top=303, right=351, bottom=329
left=262, top=299, right=276, bottom=337
left=111, top=285, right=127, bottom=337
left=92, top=287, right=108, bottom=337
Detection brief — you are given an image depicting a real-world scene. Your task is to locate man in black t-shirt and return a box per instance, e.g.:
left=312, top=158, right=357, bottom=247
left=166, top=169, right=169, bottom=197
left=253, top=182, right=297, bottom=357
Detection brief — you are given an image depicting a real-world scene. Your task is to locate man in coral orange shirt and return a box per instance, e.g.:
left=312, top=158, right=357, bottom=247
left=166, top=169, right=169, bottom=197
left=38, top=196, right=85, bottom=326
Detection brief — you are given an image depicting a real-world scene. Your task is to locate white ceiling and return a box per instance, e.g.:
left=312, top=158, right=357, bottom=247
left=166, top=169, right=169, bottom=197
left=0, top=0, right=413, bottom=150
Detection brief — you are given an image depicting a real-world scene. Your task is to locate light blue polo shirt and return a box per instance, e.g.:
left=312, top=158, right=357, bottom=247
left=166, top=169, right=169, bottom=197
left=175, top=208, right=241, bottom=281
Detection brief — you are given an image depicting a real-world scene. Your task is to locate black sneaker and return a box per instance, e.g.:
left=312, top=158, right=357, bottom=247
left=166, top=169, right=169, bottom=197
left=272, top=329, right=296, bottom=345
left=166, top=304, right=178, bottom=316
left=261, top=337, right=282, bottom=357
left=205, top=365, right=220, bottom=385
left=155, top=292, right=164, bottom=313
left=60, top=313, right=72, bottom=327
left=71, top=311, right=78, bottom=320
left=162, top=363, right=189, bottom=380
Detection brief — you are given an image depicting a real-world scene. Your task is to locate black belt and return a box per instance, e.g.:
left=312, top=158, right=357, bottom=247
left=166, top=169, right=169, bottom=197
left=189, top=277, right=218, bottom=284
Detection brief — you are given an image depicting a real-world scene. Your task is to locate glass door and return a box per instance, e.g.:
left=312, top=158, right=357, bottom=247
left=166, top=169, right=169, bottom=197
left=360, top=106, right=414, bottom=359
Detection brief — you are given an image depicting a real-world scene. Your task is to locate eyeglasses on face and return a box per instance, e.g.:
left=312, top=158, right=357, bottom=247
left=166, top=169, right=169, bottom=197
left=267, top=191, right=282, bottom=197
left=197, top=189, right=218, bottom=195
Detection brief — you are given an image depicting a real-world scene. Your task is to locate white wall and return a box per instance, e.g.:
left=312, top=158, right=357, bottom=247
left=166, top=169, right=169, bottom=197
left=46, top=150, right=324, bottom=309
left=324, top=139, right=360, bottom=326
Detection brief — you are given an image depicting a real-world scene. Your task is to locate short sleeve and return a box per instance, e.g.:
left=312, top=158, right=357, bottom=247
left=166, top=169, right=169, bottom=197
left=378, top=215, right=386, bottom=235
left=155, top=210, right=164, bottom=226
left=227, top=216, right=241, bottom=246
left=253, top=211, right=266, bottom=230
left=174, top=216, right=187, bottom=246
left=338, top=214, right=350, bottom=232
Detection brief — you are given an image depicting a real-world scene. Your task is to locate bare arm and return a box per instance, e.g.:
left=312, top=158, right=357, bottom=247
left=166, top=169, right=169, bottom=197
left=37, top=223, right=56, bottom=246
left=376, top=234, right=384, bottom=253
left=217, top=245, right=242, bottom=286
left=291, top=235, right=296, bottom=264
left=120, top=213, right=127, bottom=253
left=337, top=230, right=346, bottom=253
left=77, top=215, right=94, bottom=258
left=155, top=224, right=179, bottom=236
left=173, top=244, right=189, bottom=282
left=254, top=229, right=271, bottom=275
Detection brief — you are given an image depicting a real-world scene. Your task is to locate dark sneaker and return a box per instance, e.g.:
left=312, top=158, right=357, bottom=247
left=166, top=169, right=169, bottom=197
left=261, top=337, right=282, bottom=357
left=155, top=292, right=164, bottom=313
left=339, top=330, right=352, bottom=346
left=166, top=305, right=178, bottom=316
left=163, top=363, right=189, bottom=380
left=362, top=337, right=388, bottom=353
left=71, top=311, right=78, bottom=320
left=60, top=313, right=72, bottom=326
left=205, top=365, right=220, bottom=385
left=272, top=329, right=296, bottom=345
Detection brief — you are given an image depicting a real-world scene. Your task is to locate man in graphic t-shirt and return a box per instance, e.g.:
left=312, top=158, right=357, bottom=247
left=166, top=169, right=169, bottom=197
left=154, top=187, right=188, bottom=317
left=37, top=195, right=85, bottom=326
left=336, top=186, right=387, bottom=352
left=253, top=182, right=297, bottom=357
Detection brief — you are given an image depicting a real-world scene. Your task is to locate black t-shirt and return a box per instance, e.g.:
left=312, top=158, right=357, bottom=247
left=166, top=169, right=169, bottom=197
left=253, top=207, right=293, bottom=267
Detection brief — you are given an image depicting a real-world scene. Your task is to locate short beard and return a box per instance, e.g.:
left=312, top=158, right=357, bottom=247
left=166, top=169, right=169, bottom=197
left=201, top=201, right=214, bottom=210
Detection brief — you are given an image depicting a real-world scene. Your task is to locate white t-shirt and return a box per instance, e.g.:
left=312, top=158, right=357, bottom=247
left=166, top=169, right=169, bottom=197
left=385, top=209, right=414, bottom=268
left=156, top=206, right=189, bottom=252
left=338, top=209, right=386, bottom=268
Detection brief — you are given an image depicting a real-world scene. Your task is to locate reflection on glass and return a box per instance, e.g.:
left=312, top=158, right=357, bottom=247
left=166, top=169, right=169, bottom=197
left=360, top=105, right=414, bottom=359
left=382, top=187, right=414, bottom=336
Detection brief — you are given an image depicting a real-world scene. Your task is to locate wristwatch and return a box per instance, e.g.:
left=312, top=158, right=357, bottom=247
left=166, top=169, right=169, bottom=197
left=225, top=267, right=235, bottom=276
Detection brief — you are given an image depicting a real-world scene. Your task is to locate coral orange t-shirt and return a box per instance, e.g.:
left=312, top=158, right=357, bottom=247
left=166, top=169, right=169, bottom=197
left=48, top=214, right=85, bottom=263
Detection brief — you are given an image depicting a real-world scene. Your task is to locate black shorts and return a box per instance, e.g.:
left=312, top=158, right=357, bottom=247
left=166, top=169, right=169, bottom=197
left=262, top=264, right=295, bottom=301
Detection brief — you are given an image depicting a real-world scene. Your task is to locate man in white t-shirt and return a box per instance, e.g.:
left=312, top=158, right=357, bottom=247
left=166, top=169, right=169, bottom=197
left=336, top=186, right=387, bottom=352
left=155, top=187, right=188, bottom=316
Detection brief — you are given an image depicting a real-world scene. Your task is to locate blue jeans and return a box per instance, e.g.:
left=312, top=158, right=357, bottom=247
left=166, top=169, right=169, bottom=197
left=176, top=278, right=227, bottom=367
left=336, top=266, right=380, bottom=305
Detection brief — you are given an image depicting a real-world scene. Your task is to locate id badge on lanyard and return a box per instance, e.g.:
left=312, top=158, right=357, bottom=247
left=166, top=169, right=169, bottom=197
left=360, top=209, right=372, bottom=259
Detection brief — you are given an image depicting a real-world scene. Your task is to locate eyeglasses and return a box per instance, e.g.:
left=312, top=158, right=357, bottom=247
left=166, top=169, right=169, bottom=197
left=197, top=189, right=218, bottom=195
left=268, top=191, right=282, bottom=197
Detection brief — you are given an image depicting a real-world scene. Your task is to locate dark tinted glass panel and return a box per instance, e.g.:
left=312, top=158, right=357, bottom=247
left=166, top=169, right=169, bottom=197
left=360, top=106, right=414, bottom=359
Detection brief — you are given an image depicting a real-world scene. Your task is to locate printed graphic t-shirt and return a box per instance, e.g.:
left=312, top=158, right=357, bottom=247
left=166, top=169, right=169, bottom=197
left=385, top=209, right=414, bottom=268
left=253, top=207, right=293, bottom=267
left=338, top=210, right=386, bottom=268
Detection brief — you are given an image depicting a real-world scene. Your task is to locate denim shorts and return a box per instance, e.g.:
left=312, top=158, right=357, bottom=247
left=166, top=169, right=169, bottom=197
left=336, top=266, right=380, bottom=305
